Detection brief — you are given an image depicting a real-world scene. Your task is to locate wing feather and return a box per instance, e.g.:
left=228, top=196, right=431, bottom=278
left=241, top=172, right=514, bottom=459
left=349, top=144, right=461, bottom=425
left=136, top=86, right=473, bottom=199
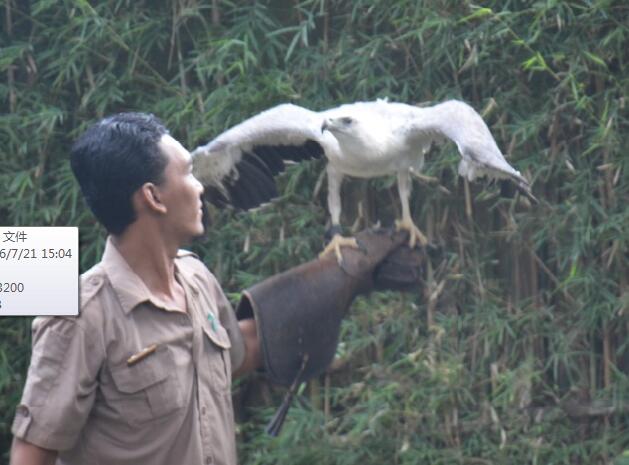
left=192, top=104, right=327, bottom=210
left=245, top=151, right=275, bottom=180
left=405, top=100, right=536, bottom=202
left=226, top=158, right=277, bottom=210
left=252, top=145, right=287, bottom=175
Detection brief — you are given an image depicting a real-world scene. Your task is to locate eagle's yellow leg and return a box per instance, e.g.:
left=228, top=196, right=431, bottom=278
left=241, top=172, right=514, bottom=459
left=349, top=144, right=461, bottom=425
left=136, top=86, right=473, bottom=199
left=396, top=170, right=429, bottom=248
left=319, top=233, right=359, bottom=265
left=395, top=217, right=428, bottom=249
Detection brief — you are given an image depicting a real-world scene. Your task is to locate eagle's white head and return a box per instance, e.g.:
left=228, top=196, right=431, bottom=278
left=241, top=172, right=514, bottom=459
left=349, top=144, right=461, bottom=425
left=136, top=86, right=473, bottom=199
left=321, top=109, right=389, bottom=156
left=321, top=115, right=356, bottom=136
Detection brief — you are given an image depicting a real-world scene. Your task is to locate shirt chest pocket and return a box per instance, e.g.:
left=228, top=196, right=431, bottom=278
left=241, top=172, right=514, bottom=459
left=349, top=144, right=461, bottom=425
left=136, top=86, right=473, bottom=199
left=107, top=346, right=184, bottom=426
left=201, top=322, right=233, bottom=394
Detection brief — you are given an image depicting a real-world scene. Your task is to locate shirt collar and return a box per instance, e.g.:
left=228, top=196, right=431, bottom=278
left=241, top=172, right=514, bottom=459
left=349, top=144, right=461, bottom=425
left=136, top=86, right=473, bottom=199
left=102, top=237, right=194, bottom=314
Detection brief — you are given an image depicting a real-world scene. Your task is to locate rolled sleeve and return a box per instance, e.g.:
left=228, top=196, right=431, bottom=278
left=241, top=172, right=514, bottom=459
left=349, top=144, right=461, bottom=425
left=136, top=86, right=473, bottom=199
left=12, top=316, right=102, bottom=451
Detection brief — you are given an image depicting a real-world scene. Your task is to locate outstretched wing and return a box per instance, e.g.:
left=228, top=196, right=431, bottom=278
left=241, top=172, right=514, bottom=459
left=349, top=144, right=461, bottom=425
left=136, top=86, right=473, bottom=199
left=192, top=104, right=330, bottom=210
left=403, top=100, right=536, bottom=202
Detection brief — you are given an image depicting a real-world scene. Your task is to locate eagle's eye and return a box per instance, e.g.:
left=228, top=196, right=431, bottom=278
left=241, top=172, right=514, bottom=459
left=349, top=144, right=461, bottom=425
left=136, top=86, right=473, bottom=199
left=341, top=117, right=353, bottom=125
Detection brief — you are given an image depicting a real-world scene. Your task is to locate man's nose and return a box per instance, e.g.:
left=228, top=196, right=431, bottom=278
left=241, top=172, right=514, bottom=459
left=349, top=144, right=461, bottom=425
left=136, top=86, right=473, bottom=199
left=194, top=176, right=204, bottom=196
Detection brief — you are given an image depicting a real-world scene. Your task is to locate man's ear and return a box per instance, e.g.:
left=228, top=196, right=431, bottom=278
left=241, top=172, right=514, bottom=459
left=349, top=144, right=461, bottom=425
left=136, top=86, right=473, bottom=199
left=137, top=183, right=167, bottom=214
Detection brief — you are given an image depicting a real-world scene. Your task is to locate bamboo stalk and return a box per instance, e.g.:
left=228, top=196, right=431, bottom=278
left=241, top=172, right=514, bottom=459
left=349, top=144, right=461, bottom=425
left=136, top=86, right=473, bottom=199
left=513, top=240, right=521, bottom=302
left=168, top=0, right=178, bottom=70
left=6, top=0, right=16, bottom=113
left=212, top=0, right=220, bottom=26
left=309, top=378, right=321, bottom=411
left=375, top=334, right=384, bottom=363
left=603, top=321, right=611, bottom=388
left=323, top=0, right=329, bottom=53
left=324, top=373, right=331, bottom=420
left=464, top=179, right=473, bottom=222
left=590, top=332, right=597, bottom=398
left=603, top=143, right=614, bottom=208
left=530, top=241, right=539, bottom=306
left=526, top=245, right=577, bottom=307
left=177, top=33, right=188, bottom=94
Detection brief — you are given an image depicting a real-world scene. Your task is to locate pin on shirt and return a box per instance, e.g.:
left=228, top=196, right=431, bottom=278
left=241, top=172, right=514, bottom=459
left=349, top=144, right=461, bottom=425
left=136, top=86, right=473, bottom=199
left=126, top=344, right=158, bottom=366
left=207, top=311, right=217, bottom=331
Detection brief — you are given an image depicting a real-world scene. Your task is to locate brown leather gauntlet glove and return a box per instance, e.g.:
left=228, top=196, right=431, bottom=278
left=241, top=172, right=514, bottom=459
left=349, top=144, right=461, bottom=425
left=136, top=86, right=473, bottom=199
left=235, top=227, right=426, bottom=435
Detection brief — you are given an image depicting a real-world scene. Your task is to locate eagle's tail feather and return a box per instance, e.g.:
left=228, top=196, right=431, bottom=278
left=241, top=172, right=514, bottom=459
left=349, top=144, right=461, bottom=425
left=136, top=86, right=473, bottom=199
left=510, top=176, right=538, bottom=205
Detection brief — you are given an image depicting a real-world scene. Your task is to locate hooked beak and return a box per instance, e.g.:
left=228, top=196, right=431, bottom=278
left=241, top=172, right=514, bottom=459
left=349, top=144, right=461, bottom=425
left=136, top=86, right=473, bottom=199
left=321, top=119, right=330, bottom=133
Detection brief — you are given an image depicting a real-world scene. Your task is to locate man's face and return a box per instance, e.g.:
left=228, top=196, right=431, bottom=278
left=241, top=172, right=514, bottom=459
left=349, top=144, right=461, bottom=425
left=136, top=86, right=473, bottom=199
left=156, top=135, right=205, bottom=242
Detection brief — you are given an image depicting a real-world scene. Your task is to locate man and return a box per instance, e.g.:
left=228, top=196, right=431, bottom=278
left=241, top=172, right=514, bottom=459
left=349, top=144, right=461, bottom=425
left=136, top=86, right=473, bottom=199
left=10, top=113, right=261, bottom=465
left=10, top=112, right=420, bottom=465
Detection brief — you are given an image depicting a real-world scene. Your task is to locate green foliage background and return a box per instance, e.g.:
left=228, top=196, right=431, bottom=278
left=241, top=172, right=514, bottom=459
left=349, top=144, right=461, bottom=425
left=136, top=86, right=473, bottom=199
left=1, top=0, right=628, bottom=463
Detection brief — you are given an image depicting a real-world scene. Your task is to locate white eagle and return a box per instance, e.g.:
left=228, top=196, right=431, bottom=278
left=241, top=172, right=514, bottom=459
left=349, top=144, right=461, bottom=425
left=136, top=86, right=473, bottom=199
left=192, top=99, right=536, bottom=262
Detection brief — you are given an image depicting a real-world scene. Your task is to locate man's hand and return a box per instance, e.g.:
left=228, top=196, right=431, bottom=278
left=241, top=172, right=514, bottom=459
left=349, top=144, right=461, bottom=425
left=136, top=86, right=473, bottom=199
left=10, top=437, right=57, bottom=465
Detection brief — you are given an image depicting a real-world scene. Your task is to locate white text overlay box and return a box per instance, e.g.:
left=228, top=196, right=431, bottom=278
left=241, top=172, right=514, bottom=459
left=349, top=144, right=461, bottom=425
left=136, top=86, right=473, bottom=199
left=0, top=227, right=79, bottom=316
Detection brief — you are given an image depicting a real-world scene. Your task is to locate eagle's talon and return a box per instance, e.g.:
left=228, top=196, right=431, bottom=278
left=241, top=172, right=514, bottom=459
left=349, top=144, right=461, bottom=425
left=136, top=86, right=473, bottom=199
left=356, top=239, right=368, bottom=255
left=395, top=218, right=428, bottom=249
left=319, top=234, right=360, bottom=265
left=324, top=224, right=344, bottom=244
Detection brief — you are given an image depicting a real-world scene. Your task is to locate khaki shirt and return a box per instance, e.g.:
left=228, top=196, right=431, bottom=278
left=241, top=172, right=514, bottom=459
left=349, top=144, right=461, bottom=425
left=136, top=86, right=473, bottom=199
left=12, top=238, right=246, bottom=465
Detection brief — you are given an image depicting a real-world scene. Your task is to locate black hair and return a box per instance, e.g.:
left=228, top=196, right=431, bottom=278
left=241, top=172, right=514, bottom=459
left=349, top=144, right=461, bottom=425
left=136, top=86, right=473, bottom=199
left=70, top=112, right=169, bottom=235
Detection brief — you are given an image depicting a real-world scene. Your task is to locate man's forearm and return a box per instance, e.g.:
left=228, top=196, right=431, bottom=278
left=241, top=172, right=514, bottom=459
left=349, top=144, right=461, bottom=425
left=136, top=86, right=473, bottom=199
left=10, top=437, right=57, bottom=465
left=233, top=318, right=262, bottom=378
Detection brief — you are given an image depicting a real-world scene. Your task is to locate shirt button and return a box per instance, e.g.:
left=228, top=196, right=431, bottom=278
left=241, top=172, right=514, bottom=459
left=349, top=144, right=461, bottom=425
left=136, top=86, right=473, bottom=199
left=17, top=405, right=30, bottom=417
left=202, top=406, right=207, bottom=415
left=205, top=457, right=211, bottom=465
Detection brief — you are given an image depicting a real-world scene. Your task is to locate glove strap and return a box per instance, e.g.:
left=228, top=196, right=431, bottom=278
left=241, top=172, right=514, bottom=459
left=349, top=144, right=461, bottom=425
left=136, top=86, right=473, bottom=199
left=266, top=353, right=310, bottom=436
